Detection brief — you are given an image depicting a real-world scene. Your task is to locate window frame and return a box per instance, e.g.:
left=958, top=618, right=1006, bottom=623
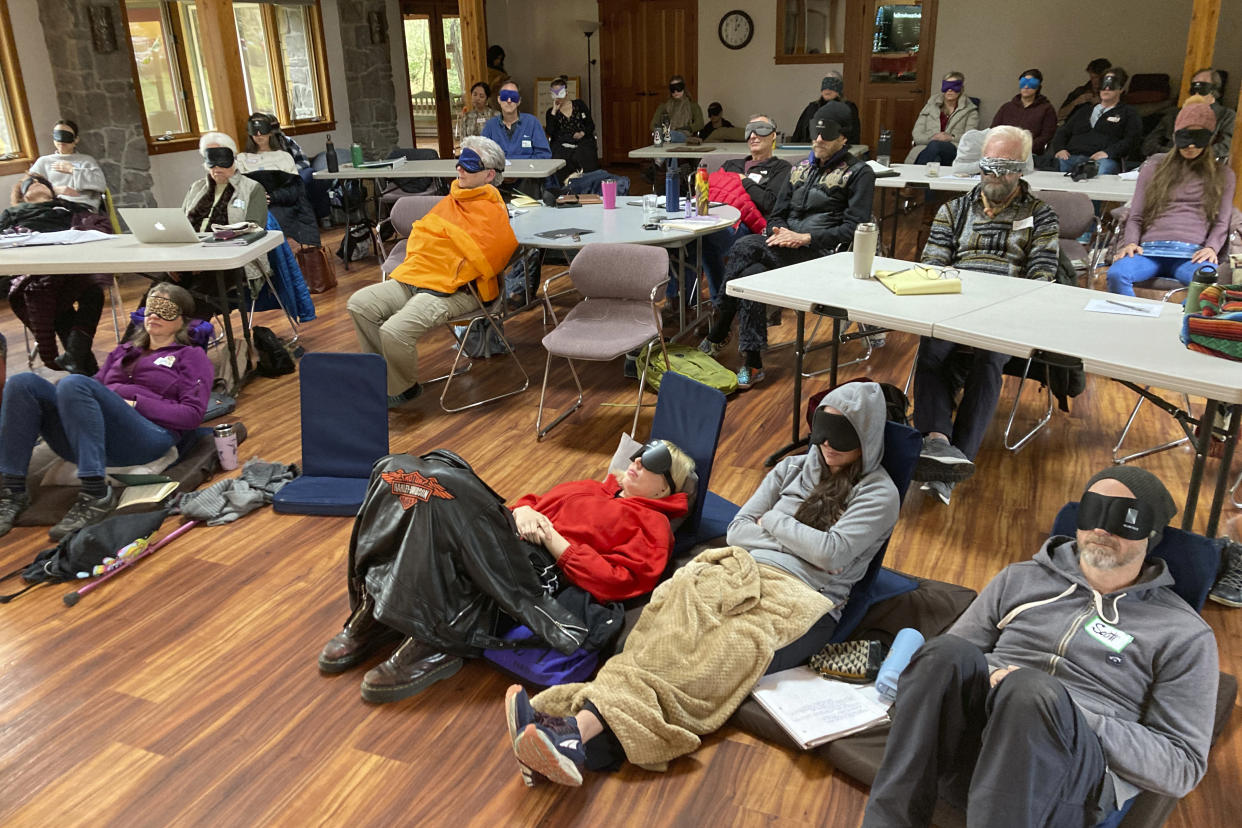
left=774, top=0, right=848, bottom=65
left=122, top=0, right=335, bottom=155
left=0, top=0, right=38, bottom=175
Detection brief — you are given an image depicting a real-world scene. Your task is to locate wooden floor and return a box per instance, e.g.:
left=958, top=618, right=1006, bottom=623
left=0, top=208, right=1238, bottom=827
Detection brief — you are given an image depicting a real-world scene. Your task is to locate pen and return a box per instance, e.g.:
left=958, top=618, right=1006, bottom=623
left=1105, top=298, right=1147, bottom=312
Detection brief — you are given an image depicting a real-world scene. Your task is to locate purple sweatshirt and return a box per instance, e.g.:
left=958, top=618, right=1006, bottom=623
left=95, top=342, right=213, bottom=434
left=1124, top=155, right=1236, bottom=253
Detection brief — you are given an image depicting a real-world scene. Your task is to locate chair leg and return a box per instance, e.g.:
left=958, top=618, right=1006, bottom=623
left=110, top=275, right=125, bottom=344
left=630, top=340, right=655, bottom=437
left=22, top=325, right=37, bottom=369
left=1112, top=388, right=1192, bottom=464
left=798, top=318, right=874, bottom=378
left=1003, top=359, right=1053, bottom=452
left=437, top=316, right=530, bottom=413
left=249, top=271, right=301, bottom=345
left=1231, top=466, right=1242, bottom=510
left=535, top=355, right=584, bottom=440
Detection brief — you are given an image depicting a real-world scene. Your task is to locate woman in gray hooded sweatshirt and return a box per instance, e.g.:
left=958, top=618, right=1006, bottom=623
left=502, top=381, right=901, bottom=787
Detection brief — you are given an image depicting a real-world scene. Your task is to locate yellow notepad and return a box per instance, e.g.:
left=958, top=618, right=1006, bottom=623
left=875, top=267, right=962, bottom=295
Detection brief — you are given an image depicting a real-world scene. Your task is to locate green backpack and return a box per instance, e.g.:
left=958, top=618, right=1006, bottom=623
left=635, top=344, right=739, bottom=395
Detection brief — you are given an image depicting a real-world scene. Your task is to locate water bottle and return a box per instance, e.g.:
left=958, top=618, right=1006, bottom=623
left=695, top=161, right=709, bottom=216
left=876, top=129, right=893, bottom=167
left=853, top=222, right=878, bottom=279
left=653, top=129, right=663, bottom=148
left=325, top=135, right=338, bottom=173
left=1183, top=264, right=1218, bottom=315
left=213, top=423, right=239, bottom=471
left=350, top=141, right=364, bottom=168
left=665, top=159, right=680, bottom=215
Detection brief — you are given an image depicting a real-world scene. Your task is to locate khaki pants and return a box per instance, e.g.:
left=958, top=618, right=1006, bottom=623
left=346, top=279, right=477, bottom=395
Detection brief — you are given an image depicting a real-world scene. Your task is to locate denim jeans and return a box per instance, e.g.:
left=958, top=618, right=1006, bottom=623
left=1058, top=155, right=1121, bottom=176
left=915, top=140, right=958, bottom=165
left=0, top=373, right=177, bottom=480
left=1106, top=254, right=1200, bottom=297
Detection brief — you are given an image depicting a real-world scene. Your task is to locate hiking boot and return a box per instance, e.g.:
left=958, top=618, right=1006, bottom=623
left=49, top=487, right=118, bottom=541
left=913, top=436, right=975, bottom=483
left=0, top=489, right=32, bottom=538
left=54, top=329, right=98, bottom=376
left=513, top=713, right=585, bottom=787
left=736, top=366, right=765, bottom=390
left=359, top=637, right=463, bottom=703
left=1209, top=540, right=1242, bottom=608
left=697, top=336, right=726, bottom=358
left=318, top=592, right=403, bottom=673
left=387, top=383, right=423, bottom=409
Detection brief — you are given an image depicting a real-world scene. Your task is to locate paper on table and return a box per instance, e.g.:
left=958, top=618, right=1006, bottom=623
left=751, top=666, right=890, bottom=750
left=1118, top=170, right=1141, bottom=181
left=1085, top=298, right=1162, bottom=317
left=0, top=229, right=116, bottom=248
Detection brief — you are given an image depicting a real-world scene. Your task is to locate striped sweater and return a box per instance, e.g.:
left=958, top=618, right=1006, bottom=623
left=922, top=181, right=1060, bottom=281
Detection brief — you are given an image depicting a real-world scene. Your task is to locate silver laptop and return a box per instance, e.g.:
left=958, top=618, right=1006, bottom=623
left=120, top=208, right=210, bottom=243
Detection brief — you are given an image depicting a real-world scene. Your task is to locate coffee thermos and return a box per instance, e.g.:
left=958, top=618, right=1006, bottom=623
left=325, top=135, right=339, bottom=173
left=853, top=222, right=878, bottom=279
left=1184, top=264, right=1218, bottom=314
left=213, top=423, right=239, bottom=471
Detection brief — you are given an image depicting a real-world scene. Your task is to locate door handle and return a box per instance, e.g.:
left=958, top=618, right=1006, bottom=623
left=911, top=88, right=923, bottom=94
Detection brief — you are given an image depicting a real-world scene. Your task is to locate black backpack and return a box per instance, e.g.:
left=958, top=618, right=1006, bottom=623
left=252, top=326, right=296, bottom=377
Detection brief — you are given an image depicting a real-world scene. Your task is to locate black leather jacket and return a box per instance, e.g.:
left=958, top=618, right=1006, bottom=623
left=772, top=151, right=875, bottom=255
left=346, top=451, right=624, bottom=657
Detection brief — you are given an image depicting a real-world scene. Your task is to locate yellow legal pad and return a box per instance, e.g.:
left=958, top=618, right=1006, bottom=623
left=875, top=266, right=962, bottom=295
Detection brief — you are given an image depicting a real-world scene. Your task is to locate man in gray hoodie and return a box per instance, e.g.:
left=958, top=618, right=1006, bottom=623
left=863, top=466, right=1219, bottom=828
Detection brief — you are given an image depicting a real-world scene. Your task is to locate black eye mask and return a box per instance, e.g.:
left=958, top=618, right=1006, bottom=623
left=669, top=82, right=685, bottom=94
left=629, top=441, right=677, bottom=494
left=1100, top=75, right=1122, bottom=91
left=809, top=409, right=860, bottom=453
left=52, top=129, right=76, bottom=143
left=205, top=147, right=235, bottom=168
left=248, top=117, right=274, bottom=136
left=1174, top=128, right=1213, bottom=148
left=1188, top=81, right=1216, bottom=97
left=1077, top=492, right=1154, bottom=541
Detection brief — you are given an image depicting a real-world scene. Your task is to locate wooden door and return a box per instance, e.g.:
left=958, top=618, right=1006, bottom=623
left=400, top=0, right=463, bottom=158
left=598, top=0, right=698, bottom=164
left=848, top=0, right=937, bottom=160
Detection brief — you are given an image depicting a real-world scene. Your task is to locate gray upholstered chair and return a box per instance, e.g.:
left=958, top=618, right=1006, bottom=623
left=379, top=195, right=441, bottom=279
left=1032, top=189, right=1098, bottom=279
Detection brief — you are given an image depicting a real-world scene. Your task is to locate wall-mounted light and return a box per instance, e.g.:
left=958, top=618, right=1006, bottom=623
left=368, top=10, right=387, bottom=45
left=89, top=4, right=118, bottom=54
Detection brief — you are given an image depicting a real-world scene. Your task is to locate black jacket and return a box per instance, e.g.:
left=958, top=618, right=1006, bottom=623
left=346, top=452, right=624, bottom=658
left=772, top=151, right=875, bottom=255
left=244, top=169, right=320, bottom=246
left=1050, top=102, right=1141, bottom=161
left=720, top=155, right=793, bottom=217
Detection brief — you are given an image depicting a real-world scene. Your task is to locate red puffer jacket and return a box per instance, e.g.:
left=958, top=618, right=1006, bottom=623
left=708, top=168, right=766, bottom=234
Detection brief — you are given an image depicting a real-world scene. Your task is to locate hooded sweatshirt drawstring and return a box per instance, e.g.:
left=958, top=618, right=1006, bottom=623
left=997, top=583, right=1076, bottom=629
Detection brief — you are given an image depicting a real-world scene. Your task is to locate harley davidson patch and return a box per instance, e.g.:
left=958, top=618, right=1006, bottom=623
left=380, top=469, right=455, bottom=509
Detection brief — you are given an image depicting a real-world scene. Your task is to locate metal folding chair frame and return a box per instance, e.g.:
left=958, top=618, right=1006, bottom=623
left=427, top=282, right=530, bottom=413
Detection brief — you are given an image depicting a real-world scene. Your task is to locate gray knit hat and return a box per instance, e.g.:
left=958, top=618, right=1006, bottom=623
left=1083, top=467, right=1178, bottom=548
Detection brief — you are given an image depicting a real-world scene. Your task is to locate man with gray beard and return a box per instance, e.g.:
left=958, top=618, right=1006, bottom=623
left=908, top=125, right=1060, bottom=504
left=863, top=467, right=1218, bottom=828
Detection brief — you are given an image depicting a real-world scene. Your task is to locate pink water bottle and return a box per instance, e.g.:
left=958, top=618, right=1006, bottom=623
left=213, top=423, right=239, bottom=471
left=601, top=178, right=617, bottom=209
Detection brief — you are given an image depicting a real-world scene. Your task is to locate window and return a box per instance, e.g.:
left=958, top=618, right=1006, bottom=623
left=0, top=0, right=37, bottom=174
left=776, top=0, right=847, bottom=64
left=123, top=1, right=332, bottom=151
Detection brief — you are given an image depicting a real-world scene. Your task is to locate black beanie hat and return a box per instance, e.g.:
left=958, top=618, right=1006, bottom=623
left=1083, top=467, right=1178, bottom=548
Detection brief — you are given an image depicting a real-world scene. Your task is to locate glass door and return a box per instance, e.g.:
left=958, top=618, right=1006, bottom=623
left=401, top=1, right=462, bottom=158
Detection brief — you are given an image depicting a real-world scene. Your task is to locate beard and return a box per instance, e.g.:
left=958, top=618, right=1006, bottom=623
left=1078, top=535, right=1142, bottom=571
left=982, top=177, right=1019, bottom=204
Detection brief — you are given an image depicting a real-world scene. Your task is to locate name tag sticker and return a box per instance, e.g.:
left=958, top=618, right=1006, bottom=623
left=1013, top=216, right=1034, bottom=231
left=154, top=355, right=177, bottom=368
left=232, top=198, right=245, bottom=209
left=1084, top=615, right=1134, bottom=653
left=521, top=139, right=532, bottom=149
left=747, top=172, right=764, bottom=183
left=1107, top=115, right=1120, bottom=122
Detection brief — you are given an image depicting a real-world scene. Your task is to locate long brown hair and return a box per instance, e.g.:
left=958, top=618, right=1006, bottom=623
left=792, top=457, right=864, bottom=531
left=1140, top=148, right=1228, bottom=232
left=128, top=283, right=195, bottom=349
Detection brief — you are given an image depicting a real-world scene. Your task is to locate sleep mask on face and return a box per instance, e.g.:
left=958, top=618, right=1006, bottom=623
left=1100, top=74, right=1122, bottom=91
left=629, top=441, right=677, bottom=494
left=247, top=117, right=274, bottom=135
left=941, top=79, right=963, bottom=93
left=52, top=128, right=76, bottom=143
left=1188, top=80, right=1216, bottom=97
left=498, top=89, right=520, bottom=104
left=456, top=147, right=485, bottom=173
left=1077, top=492, right=1154, bottom=541
left=809, top=409, right=860, bottom=453
left=813, top=118, right=842, bottom=141
left=669, top=81, right=686, bottom=94
left=19, top=174, right=52, bottom=196
left=145, top=295, right=183, bottom=321
left=978, top=156, right=1026, bottom=177
left=744, top=120, right=776, bottom=139
left=1174, top=128, right=1212, bottom=148
left=1018, top=76, right=1041, bottom=90
left=551, top=86, right=567, bottom=99
left=205, top=147, right=235, bottom=168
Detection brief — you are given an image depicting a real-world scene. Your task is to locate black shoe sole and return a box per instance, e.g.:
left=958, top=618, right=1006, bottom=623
left=317, top=628, right=403, bottom=674
left=913, top=457, right=976, bottom=483
left=359, top=655, right=464, bottom=703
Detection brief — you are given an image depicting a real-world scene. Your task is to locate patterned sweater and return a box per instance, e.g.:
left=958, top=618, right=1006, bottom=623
left=922, top=180, right=1059, bottom=281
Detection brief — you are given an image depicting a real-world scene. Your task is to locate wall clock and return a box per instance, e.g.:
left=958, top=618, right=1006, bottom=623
left=718, top=10, right=754, bottom=50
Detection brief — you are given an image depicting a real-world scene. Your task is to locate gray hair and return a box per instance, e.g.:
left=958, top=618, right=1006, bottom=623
left=747, top=113, right=775, bottom=126
left=198, top=131, right=237, bottom=155
left=461, top=135, right=506, bottom=185
left=984, top=125, right=1033, bottom=162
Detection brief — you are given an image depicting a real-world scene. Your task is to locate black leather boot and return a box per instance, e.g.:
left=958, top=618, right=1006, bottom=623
left=317, top=590, right=402, bottom=673
left=55, top=329, right=98, bottom=376
left=359, top=637, right=463, bottom=703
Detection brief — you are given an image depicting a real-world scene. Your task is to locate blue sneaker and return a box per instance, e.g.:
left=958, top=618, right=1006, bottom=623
left=505, top=685, right=544, bottom=787
left=736, top=366, right=765, bottom=390
left=514, top=715, right=585, bottom=787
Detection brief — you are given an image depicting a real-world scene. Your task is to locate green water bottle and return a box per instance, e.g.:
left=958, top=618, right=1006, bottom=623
left=350, top=142, right=364, bottom=168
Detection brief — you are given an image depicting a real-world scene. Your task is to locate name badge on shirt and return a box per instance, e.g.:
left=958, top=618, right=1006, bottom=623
left=1106, top=115, right=1121, bottom=123
left=154, top=355, right=177, bottom=368
left=747, top=172, right=764, bottom=183
left=1013, top=216, right=1034, bottom=231
left=522, top=139, right=532, bottom=149
left=232, top=198, right=246, bottom=209
left=1084, top=615, right=1134, bottom=653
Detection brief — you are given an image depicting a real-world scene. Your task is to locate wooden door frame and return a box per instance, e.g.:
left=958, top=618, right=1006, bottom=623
left=846, top=0, right=938, bottom=151
left=399, top=0, right=458, bottom=157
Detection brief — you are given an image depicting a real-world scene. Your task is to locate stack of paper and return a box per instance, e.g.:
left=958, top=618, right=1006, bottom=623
left=750, top=666, right=890, bottom=749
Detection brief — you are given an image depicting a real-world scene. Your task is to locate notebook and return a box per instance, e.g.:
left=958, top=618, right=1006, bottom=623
left=875, top=266, right=962, bottom=295
left=751, top=666, right=890, bottom=749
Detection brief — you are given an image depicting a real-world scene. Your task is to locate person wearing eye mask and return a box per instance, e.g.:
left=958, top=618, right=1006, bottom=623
left=26, top=118, right=107, bottom=211
left=1048, top=66, right=1140, bottom=176
left=1058, top=57, right=1112, bottom=122
left=236, top=113, right=320, bottom=247
left=482, top=81, right=553, bottom=199
left=649, top=74, right=704, bottom=142
left=907, top=72, right=979, bottom=165
left=864, top=466, right=1217, bottom=828
left=544, top=75, right=598, bottom=180
left=990, top=69, right=1057, bottom=155
left=1142, top=68, right=1234, bottom=161
left=791, top=72, right=860, bottom=145
left=1107, top=100, right=1235, bottom=297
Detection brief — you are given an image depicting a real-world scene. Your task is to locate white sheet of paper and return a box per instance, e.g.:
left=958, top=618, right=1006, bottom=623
left=1084, top=298, right=1163, bottom=317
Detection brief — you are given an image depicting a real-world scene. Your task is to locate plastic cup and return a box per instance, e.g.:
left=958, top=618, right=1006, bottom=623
left=601, top=179, right=617, bottom=209
left=926, top=161, right=940, bottom=178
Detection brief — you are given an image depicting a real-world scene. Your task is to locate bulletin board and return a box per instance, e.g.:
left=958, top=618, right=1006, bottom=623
left=534, top=76, right=582, bottom=117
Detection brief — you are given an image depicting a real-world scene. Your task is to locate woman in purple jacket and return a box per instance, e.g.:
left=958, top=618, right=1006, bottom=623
left=0, top=283, right=212, bottom=540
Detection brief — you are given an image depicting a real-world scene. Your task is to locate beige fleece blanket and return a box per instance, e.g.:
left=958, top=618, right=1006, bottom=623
left=533, top=546, right=832, bottom=769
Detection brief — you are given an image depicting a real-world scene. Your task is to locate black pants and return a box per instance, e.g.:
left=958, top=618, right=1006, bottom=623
left=862, top=635, right=1115, bottom=828
left=912, top=337, right=1010, bottom=460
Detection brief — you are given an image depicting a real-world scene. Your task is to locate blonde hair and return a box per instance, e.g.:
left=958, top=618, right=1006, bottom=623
left=661, top=441, right=695, bottom=495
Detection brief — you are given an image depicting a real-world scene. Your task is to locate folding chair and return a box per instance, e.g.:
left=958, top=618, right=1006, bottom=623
left=431, top=281, right=529, bottom=413
left=379, top=195, right=441, bottom=280
left=1033, top=189, right=1098, bottom=282
left=272, top=353, right=389, bottom=516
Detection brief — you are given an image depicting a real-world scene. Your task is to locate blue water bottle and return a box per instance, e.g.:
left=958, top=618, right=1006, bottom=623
left=665, top=159, right=680, bottom=215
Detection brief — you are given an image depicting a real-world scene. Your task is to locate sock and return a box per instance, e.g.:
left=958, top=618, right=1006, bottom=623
left=79, top=476, right=108, bottom=499
left=3, top=474, right=27, bottom=496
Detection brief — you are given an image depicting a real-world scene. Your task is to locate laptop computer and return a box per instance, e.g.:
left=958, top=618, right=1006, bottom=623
left=120, top=208, right=210, bottom=243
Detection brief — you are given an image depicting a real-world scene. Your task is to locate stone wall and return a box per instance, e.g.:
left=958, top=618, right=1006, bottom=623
left=36, top=0, right=155, bottom=208
left=337, top=0, right=399, bottom=159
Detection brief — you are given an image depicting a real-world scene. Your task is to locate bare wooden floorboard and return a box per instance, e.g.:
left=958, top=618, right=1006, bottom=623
left=0, top=213, right=1237, bottom=826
